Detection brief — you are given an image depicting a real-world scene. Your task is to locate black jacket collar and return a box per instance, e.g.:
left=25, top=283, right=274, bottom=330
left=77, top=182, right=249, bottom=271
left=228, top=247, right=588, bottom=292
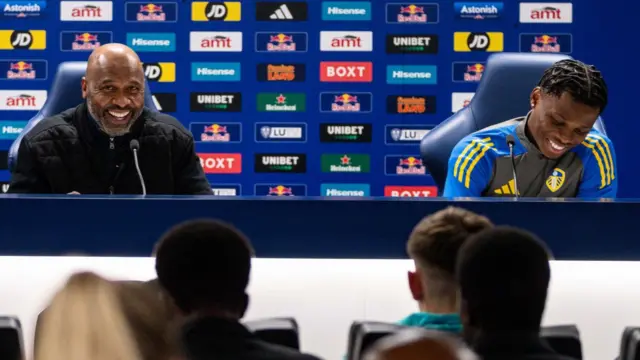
left=72, top=102, right=148, bottom=148
left=182, top=316, right=256, bottom=351
left=466, top=330, right=556, bottom=356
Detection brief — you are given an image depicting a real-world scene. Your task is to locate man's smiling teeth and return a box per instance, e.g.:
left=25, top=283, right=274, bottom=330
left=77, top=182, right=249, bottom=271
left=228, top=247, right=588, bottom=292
left=549, top=139, right=565, bottom=151
left=108, top=110, right=129, bottom=118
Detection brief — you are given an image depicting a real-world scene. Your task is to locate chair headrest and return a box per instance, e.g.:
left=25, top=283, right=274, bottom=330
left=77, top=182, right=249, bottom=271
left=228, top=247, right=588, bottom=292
left=0, top=316, right=24, bottom=360
left=244, top=317, right=300, bottom=350
left=540, top=324, right=582, bottom=359
left=620, top=327, right=640, bottom=360
left=347, top=321, right=407, bottom=360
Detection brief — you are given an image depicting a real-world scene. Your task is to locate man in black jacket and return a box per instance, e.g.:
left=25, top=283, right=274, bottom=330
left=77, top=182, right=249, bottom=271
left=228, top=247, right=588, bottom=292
left=155, top=219, right=323, bottom=360
left=456, top=227, right=576, bottom=360
left=8, top=43, right=212, bottom=195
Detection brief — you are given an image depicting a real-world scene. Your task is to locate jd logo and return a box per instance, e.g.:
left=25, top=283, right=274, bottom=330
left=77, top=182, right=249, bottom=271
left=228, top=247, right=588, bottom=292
left=467, top=33, right=490, bottom=50
left=206, top=3, right=228, bottom=19
left=144, top=64, right=161, bottom=79
left=11, top=31, right=33, bottom=49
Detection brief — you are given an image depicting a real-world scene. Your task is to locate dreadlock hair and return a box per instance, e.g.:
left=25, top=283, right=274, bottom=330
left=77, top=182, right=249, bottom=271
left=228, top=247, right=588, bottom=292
left=537, top=59, right=608, bottom=113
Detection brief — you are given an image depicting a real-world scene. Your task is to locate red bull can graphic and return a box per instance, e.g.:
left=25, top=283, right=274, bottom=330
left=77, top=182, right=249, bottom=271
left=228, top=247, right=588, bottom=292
left=464, top=63, right=484, bottom=82
left=531, top=35, right=560, bottom=52
left=397, top=156, right=426, bottom=175
left=267, top=33, right=296, bottom=51
left=7, top=61, right=35, bottom=80
left=138, top=3, right=166, bottom=21
left=398, top=4, right=427, bottom=23
left=73, top=32, right=101, bottom=51
left=201, top=124, right=230, bottom=142
left=332, top=93, right=361, bottom=112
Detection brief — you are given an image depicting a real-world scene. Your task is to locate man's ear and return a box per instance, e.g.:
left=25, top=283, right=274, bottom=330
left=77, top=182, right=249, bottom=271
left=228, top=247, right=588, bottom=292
left=530, top=87, right=542, bottom=109
left=81, top=77, right=87, bottom=99
left=407, top=270, right=423, bottom=301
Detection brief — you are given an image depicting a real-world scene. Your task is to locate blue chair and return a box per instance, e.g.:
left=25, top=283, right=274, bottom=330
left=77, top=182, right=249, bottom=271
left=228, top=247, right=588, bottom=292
left=8, top=61, right=158, bottom=173
left=419, top=53, right=608, bottom=193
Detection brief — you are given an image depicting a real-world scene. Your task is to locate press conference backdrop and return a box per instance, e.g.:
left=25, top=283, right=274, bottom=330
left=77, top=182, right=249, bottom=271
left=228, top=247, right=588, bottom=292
left=0, top=0, right=632, bottom=197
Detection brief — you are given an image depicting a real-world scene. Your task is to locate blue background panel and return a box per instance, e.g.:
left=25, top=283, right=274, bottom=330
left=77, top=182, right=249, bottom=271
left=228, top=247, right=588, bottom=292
left=0, top=0, right=638, bottom=198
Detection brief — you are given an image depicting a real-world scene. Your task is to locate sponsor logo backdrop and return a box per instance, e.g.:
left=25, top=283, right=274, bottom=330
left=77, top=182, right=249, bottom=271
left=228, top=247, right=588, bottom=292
left=0, top=1, right=585, bottom=196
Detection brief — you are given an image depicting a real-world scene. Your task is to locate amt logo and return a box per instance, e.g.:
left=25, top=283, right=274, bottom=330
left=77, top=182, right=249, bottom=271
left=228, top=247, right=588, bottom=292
left=191, top=62, right=241, bottom=81
left=0, top=121, right=27, bottom=139
left=126, top=32, right=175, bottom=52
left=322, top=1, right=371, bottom=20
left=386, top=65, right=437, bottom=84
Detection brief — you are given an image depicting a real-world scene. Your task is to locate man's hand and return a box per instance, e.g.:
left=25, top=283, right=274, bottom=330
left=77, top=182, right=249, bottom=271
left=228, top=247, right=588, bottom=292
left=67, top=191, right=81, bottom=195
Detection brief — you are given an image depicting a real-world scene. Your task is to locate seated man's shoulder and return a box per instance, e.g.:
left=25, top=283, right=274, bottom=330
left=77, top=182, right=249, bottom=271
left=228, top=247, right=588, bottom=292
left=451, top=124, right=514, bottom=160
left=572, top=128, right=615, bottom=158
left=24, top=109, right=77, bottom=143
left=253, top=340, right=322, bottom=360
left=144, top=109, right=191, bottom=139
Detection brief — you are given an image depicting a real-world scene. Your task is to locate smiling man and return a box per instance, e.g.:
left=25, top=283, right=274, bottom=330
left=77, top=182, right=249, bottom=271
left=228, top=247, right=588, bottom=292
left=443, top=59, right=616, bottom=198
left=9, top=43, right=212, bottom=195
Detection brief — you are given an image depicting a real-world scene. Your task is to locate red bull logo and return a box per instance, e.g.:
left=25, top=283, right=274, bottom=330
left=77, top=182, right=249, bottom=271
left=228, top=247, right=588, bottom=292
left=398, top=4, right=427, bottom=23
left=73, top=33, right=101, bottom=51
left=531, top=35, right=560, bottom=53
left=268, top=185, right=294, bottom=196
left=137, top=3, right=166, bottom=21
left=464, top=63, right=484, bottom=82
left=396, top=156, right=426, bottom=175
left=267, top=33, right=297, bottom=51
left=332, top=93, right=361, bottom=112
left=201, top=124, right=230, bottom=142
left=7, top=61, right=35, bottom=80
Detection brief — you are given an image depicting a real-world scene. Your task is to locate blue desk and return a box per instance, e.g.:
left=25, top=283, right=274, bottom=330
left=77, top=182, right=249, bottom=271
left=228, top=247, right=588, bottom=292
left=0, top=195, right=636, bottom=260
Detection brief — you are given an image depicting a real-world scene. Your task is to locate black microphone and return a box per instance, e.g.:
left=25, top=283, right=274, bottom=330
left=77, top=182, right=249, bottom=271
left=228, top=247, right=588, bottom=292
left=129, top=139, right=147, bottom=196
left=506, top=135, right=519, bottom=198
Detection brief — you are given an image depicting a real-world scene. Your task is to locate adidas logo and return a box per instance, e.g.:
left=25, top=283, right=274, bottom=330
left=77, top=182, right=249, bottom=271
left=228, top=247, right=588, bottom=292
left=152, top=95, right=162, bottom=111
left=494, top=179, right=519, bottom=196
left=270, top=4, right=294, bottom=19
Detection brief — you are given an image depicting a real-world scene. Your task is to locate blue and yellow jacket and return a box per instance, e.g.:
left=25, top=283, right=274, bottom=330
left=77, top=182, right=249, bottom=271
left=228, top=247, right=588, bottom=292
left=443, top=115, right=617, bottom=198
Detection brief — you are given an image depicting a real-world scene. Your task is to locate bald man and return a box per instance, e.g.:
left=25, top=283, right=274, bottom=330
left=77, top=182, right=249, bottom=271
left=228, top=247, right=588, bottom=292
left=8, top=44, right=212, bottom=195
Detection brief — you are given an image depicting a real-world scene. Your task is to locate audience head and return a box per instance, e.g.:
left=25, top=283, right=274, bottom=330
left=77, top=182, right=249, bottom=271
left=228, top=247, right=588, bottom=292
left=529, top=59, right=608, bottom=159
left=155, top=218, right=255, bottom=319
left=115, top=280, right=180, bottom=360
left=363, top=328, right=479, bottom=360
left=82, top=43, right=145, bottom=136
left=456, top=226, right=552, bottom=333
left=406, top=207, right=493, bottom=312
left=35, top=271, right=142, bottom=360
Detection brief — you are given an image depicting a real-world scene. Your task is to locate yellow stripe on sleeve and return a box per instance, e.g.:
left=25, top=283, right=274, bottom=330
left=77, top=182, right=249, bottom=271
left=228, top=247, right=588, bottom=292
left=464, top=142, right=494, bottom=188
left=453, top=137, right=491, bottom=179
left=581, top=140, right=607, bottom=189
left=587, top=134, right=615, bottom=180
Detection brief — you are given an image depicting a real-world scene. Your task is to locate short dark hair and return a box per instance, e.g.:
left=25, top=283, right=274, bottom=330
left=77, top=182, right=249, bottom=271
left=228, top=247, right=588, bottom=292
left=407, top=207, right=493, bottom=300
left=154, top=219, right=254, bottom=314
left=456, top=226, right=551, bottom=332
left=538, top=59, right=608, bottom=113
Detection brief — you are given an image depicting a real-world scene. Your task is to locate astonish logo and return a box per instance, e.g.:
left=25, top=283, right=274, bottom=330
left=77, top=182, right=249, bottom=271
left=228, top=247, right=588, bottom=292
left=1, top=1, right=46, bottom=18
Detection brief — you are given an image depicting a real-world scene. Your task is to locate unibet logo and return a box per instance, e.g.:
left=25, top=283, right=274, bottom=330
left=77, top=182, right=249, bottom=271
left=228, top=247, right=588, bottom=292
left=192, top=2, right=242, bottom=21
left=454, top=32, right=503, bottom=52
left=257, top=93, right=306, bottom=112
left=321, top=154, right=370, bottom=173
left=255, top=154, right=307, bottom=173
left=142, top=62, right=175, bottom=82
left=190, top=92, right=241, bottom=112
left=320, top=124, right=372, bottom=143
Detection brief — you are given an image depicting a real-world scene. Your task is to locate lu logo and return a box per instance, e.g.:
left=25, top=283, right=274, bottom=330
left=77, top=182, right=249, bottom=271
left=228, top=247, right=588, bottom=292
left=545, top=168, right=565, bottom=192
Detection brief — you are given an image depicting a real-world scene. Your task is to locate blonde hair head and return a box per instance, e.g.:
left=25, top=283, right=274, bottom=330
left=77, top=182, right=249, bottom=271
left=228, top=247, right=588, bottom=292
left=35, top=271, right=142, bottom=360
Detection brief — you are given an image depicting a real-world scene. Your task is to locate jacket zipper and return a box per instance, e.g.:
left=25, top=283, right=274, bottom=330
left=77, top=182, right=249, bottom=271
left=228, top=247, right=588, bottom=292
left=109, top=138, right=115, bottom=194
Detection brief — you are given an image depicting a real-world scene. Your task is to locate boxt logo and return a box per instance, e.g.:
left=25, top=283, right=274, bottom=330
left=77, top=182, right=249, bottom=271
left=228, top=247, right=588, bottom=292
left=197, top=153, right=242, bottom=173
left=320, top=61, right=372, bottom=82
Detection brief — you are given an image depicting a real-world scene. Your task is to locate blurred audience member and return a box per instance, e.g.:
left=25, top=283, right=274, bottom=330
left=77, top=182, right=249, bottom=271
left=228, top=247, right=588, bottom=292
left=34, top=272, right=142, bottom=360
left=402, top=207, right=492, bottom=332
left=155, top=219, right=323, bottom=360
left=115, top=280, right=182, bottom=360
left=363, top=328, right=478, bottom=360
left=456, top=226, right=575, bottom=360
